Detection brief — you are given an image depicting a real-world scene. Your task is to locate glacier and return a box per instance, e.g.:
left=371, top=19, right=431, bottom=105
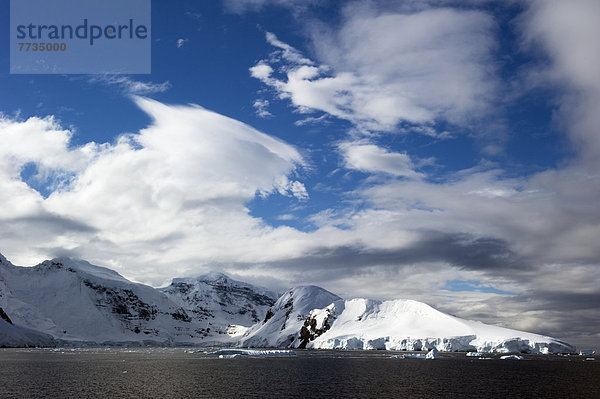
left=0, top=253, right=576, bottom=353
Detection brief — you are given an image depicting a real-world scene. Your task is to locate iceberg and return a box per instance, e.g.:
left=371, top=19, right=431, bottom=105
left=399, top=353, right=426, bottom=359
left=425, top=348, right=440, bottom=359
left=219, top=354, right=246, bottom=359
left=391, top=348, right=439, bottom=359
left=500, top=355, right=524, bottom=360
left=579, top=350, right=595, bottom=356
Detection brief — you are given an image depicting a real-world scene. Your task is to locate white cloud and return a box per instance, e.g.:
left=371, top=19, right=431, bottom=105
left=0, top=98, right=308, bottom=284
left=265, top=32, right=314, bottom=65
left=249, top=62, right=274, bottom=81
left=520, top=0, right=600, bottom=165
left=176, top=38, right=188, bottom=48
left=251, top=8, right=498, bottom=132
left=276, top=214, right=296, bottom=221
left=2, top=95, right=599, bottom=346
left=294, top=114, right=328, bottom=126
left=288, top=181, right=309, bottom=201
left=89, top=75, right=171, bottom=95
left=2, top=0, right=599, bottom=348
left=253, top=99, right=273, bottom=118
left=340, top=142, right=422, bottom=179
left=223, top=0, right=316, bottom=14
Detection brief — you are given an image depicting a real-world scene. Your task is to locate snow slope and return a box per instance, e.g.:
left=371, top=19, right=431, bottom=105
left=0, top=307, right=55, bottom=347
left=0, top=255, right=204, bottom=344
left=241, top=287, right=575, bottom=354
left=0, top=253, right=276, bottom=346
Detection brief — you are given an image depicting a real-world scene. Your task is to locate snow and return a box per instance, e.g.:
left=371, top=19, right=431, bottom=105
left=241, top=286, right=341, bottom=348
left=226, top=325, right=250, bottom=338
left=0, top=256, right=198, bottom=343
left=500, top=355, right=524, bottom=360
left=579, top=350, right=595, bottom=356
left=240, top=286, right=575, bottom=354
left=212, top=349, right=296, bottom=357
left=393, top=348, right=439, bottom=359
left=395, top=353, right=426, bottom=359
left=160, top=272, right=277, bottom=338
left=306, top=298, right=573, bottom=353
left=0, top=254, right=275, bottom=346
left=425, top=348, right=440, bottom=359
left=0, top=252, right=578, bottom=353
left=0, top=311, right=55, bottom=347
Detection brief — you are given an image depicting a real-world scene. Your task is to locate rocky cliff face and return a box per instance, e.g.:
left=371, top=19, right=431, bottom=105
left=241, top=285, right=342, bottom=348
left=160, top=273, right=277, bottom=336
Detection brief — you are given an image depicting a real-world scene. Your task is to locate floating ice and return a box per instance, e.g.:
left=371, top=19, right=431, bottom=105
left=425, top=348, right=439, bottom=359
left=500, top=355, right=524, bottom=360
left=404, top=353, right=425, bottom=359
left=466, top=352, right=483, bottom=357
left=579, top=350, right=595, bottom=356
left=219, top=354, right=246, bottom=359
left=212, top=349, right=296, bottom=357
left=391, top=348, right=438, bottom=359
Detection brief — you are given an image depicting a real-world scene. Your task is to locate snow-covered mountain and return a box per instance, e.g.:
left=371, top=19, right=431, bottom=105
left=241, top=286, right=575, bottom=354
left=0, top=253, right=576, bottom=353
left=0, top=254, right=273, bottom=345
left=160, top=272, right=277, bottom=336
left=0, top=255, right=198, bottom=344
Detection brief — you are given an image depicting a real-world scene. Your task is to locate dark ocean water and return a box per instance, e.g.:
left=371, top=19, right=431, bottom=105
left=0, top=348, right=598, bottom=398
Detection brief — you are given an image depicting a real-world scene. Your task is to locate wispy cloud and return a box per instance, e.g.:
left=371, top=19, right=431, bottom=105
left=251, top=9, right=498, bottom=134
left=89, top=75, right=171, bottom=95
left=276, top=214, right=296, bottom=221
left=223, top=0, right=317, bottom=14
left=253, top=99, right=273, bottom=118
left=294, top=114, right=328, bottom=126
left=176, top=38, right=188, bottom=48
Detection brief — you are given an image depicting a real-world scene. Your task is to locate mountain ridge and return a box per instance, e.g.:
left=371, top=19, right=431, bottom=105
left=0, top=253, right=576, bottom=353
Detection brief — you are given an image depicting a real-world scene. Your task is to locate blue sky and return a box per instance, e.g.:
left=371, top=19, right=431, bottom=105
left=0, top=0, right=599, bottom=349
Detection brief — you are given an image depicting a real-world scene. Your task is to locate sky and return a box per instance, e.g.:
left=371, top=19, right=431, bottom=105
left=0, top=0, right=599, bottom=350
